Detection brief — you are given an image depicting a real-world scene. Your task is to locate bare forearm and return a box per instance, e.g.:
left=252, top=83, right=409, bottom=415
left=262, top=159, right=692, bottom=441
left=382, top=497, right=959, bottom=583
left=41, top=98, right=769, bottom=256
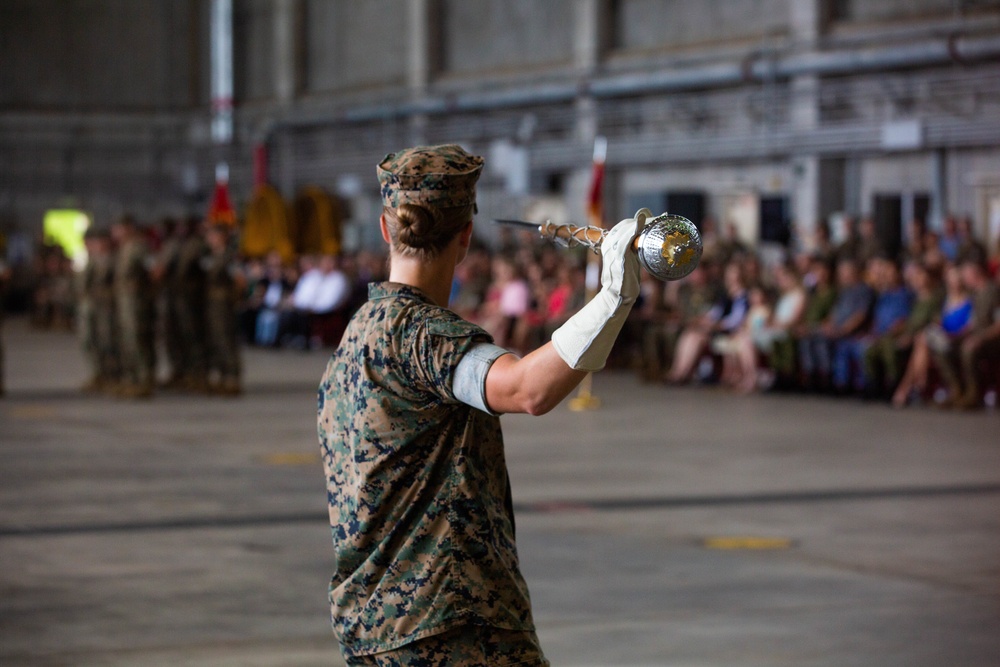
left=485, top=343, right=588, bottom=416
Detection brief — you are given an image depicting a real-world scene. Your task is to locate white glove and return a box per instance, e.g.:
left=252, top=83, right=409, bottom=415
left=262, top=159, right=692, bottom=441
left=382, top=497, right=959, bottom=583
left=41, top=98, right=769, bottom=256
left=551, top=208, right=650, bottom=371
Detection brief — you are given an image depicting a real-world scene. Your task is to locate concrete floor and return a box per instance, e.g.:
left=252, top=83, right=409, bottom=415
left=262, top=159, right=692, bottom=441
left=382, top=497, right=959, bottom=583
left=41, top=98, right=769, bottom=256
left=1, top=316, right=998, bottom=666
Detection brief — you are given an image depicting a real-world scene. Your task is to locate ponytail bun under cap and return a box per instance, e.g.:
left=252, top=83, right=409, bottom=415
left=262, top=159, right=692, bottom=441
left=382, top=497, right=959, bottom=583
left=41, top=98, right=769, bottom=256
left=377, top=144, right=484, bottom=209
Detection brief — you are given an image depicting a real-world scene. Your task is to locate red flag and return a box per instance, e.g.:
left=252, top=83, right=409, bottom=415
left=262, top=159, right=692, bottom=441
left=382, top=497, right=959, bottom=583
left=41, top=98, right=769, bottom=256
left=207, top=163, right=237, bottom=227
left=587, top=137, right=607, bottom=227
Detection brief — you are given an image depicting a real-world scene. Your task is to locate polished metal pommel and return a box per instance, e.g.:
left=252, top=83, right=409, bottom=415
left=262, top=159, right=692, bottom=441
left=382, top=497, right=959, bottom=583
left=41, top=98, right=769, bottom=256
left=634, top=213, right=703, bottom=281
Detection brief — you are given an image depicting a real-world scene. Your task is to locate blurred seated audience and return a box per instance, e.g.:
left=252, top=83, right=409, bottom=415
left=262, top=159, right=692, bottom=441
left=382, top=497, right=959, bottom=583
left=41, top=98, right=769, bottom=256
left=248, top=252, right=295, bottom=347
left=797, top=258, right=874, bottom=392
left=855, top=217, right=885, bottom=266
left=42, top=206, right=997, bottom=411
left=892, top=264, right=972, bottom=407
left=863, top=261, right=942, bottom=400
left=666, top=262, right=747, bottom=384
left=833, top=258, right=913, bottom=395
left=732, top=261, right=807, bottom=392
left=932, top=259, right=1000, bottom=408
left=955, top=216, right=988, bottom=266
left=715, top=283, right=771, bottom=391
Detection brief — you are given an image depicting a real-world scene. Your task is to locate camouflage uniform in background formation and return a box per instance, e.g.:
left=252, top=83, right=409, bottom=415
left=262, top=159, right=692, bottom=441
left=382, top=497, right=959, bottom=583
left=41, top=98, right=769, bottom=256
left=74, top=216, right=245, bottom=400
left=203, top=225, right=242, bottom=395
left=77, top=230, right=100, bottom=390
left=90, top=232, right=119, bottom=389
left=174, top=218, right=209, bottom=392
left=154, top=219, right=185, bottom=388
left=77, top=229, right=119, bottom=390
left=111, top=217, right=156, bottom=398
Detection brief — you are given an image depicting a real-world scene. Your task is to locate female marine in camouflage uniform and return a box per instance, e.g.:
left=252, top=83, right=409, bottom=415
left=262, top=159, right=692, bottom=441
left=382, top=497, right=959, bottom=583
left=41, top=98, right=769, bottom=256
left=318, top=144, right=647, bottom=666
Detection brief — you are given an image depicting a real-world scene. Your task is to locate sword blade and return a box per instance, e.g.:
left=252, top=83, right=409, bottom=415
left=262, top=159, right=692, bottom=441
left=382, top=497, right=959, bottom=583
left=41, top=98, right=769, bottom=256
left=492, top=218, right=542, bottom=231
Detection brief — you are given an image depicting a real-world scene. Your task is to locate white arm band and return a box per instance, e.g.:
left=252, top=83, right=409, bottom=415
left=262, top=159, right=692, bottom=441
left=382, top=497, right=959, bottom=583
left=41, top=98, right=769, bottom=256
left=453, top=343, right=509, bottom=415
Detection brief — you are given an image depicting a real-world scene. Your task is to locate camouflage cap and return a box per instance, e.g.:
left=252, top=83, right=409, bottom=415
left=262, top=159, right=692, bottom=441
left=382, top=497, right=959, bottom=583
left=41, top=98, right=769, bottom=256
left=377, top=144, right=484, bottom=209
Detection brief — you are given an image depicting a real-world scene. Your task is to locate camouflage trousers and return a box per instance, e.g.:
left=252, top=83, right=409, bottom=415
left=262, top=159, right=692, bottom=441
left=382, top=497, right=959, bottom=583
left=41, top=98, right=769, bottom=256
left=344, top=625, right=549, bottom=667
left=115, top=292, right=154, bottom=387
left=174, top=289, right=206, bottom=380
left=206, top=295, right=240, bottom=382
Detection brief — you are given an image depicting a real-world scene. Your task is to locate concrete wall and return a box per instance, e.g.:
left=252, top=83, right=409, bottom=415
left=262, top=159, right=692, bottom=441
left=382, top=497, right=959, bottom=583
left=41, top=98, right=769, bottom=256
left=947, top=147, right=1000, bottom=237
left=859, top=153, right=934, bottom=216
left=442, top=0, right=574, bottom=75
left=304, top=0, right=407, bottom=93
left=234, top=0, right=277, bottom=102
left=614, top=0, right=790, bottom=51
left=3, top=0, right=1000, bottom=248
left=0, top=0, right=200, bottom=111
left=837, top=0, right=960, bottom=23
left=622, top=160, right=794, bottom=246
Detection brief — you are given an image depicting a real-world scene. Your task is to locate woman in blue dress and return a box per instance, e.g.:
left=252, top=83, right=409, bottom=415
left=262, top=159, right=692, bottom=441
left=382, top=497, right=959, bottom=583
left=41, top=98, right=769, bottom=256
left=892, top=264, right=972, bottom=407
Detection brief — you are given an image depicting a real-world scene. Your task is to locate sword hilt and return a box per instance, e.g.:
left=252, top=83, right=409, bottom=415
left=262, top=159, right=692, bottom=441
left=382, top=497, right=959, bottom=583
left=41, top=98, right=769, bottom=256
left=492, top=213, right=702, bottom=282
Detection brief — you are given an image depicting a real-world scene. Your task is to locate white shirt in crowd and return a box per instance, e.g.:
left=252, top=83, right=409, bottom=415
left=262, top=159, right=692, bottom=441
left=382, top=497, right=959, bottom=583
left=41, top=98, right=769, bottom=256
left=291, top=268, right=324, bottom=310
left=312, top=269, right=350, bottom=313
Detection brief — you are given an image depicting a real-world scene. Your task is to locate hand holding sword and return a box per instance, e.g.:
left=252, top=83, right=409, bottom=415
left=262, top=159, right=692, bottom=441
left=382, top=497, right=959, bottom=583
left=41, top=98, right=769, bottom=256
left=494, top=210, right=703, bottom=281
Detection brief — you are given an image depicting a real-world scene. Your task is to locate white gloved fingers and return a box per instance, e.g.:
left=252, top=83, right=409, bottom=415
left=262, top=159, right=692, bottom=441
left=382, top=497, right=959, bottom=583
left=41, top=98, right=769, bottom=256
left=600, top=208, right=650, bottom=303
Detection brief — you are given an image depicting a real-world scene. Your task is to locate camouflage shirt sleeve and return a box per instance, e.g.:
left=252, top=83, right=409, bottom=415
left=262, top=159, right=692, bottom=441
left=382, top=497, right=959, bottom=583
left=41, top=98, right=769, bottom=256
left=407, top=310, right=495, bottom=404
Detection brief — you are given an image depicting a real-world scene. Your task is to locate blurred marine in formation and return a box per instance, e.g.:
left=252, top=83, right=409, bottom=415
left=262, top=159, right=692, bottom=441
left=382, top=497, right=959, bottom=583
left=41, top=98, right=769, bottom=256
left=78, top=228, right=114, bottom=392
left=175, top=216, right=210, bottom=392
left=74, top=214, right=242, bottom=399
left=203, top=224, right=243, bottom=396
left=153, top=217, right=184, bottom=389
left=111, top=216, right=156, bottom=398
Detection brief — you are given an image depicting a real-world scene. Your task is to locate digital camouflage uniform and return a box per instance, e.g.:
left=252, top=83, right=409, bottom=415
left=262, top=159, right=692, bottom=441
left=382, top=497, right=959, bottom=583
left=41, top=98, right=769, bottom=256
left=156, top=234, right=184, bottom=385
left=319, top=144, right=546, bottom=665
left=344, top=624, right=546, bottom=667
left=175, top=234, right=208, bottom=389
left=203, top=242, right=241, bottom=394
left=318, top=282, right=540, bottom=662
left=114, top=236, right=155, bottom=395
left=91, top=247, right=119, bottom=387
left=376, top=144, right=485, bottom=210
left=76, top=249, right=99, bottom=388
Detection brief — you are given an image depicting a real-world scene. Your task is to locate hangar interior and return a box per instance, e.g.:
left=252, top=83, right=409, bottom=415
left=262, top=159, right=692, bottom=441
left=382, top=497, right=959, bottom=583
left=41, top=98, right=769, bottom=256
left=2, top=0, right=999, bottom=254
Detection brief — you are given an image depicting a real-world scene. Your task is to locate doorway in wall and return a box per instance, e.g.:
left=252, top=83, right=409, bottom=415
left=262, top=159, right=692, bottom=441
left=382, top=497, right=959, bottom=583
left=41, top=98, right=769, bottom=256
left=666, top=191, right=706, bottom=228
left=872, top=192, right=931, bottom=259
left=873, top=194, right=902, bottom=259
left=759, top=195, right=790, bottom=246
left=626, top=191, right=707, bottom=229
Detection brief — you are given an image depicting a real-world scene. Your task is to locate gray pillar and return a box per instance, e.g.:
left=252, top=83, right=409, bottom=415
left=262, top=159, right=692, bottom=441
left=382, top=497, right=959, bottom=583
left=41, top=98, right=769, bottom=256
left=273, top=0, right=301, bottom=106
left=570, top=0, right=605, bottom=222
left=407, top=0, right=436, bottom=146
left=789, top=0, right=822, bottom=244
left=574, top=0, right=605, bottom=72
left=573, top=0, right=605, bottom=142
left=210, top=0, right=233, bottom=144
left=408, top=0, right=432, bottom=94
